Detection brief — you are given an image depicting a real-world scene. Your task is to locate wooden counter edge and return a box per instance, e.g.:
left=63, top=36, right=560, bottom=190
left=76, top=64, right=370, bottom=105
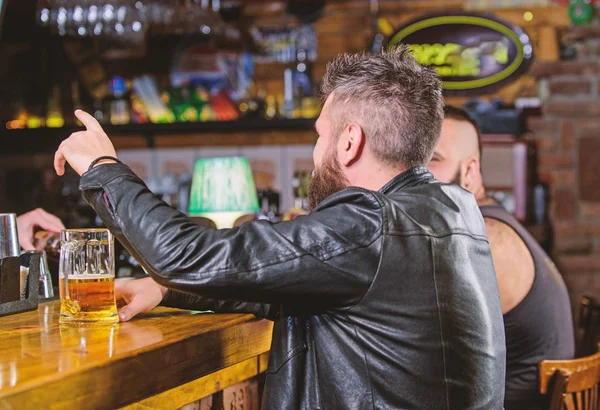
left=121, top=352, right=271, bottom=410
left=0, top=317, right=273, bottom=410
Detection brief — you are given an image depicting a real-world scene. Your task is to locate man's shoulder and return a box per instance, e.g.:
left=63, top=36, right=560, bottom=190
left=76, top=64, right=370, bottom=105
left=484, top=217, right=514, bottom=239
left=291, top=188, right=385, bottom=246
left=483, top=217, right=529, bottom=253
left=484, top=216, right=535, bottom=313
left=378, top=182, right=487, bottom=238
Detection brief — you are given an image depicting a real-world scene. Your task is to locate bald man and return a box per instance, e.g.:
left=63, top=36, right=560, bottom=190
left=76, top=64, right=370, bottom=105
left=429, top=106, right=575, bottom=410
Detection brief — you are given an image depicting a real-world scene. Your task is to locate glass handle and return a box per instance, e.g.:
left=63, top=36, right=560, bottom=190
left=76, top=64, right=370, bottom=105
left=59, top=243, right=73, bottom=299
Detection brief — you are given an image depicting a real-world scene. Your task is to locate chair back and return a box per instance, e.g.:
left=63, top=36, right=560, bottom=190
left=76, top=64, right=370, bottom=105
left=539, top=352, right=600, bottom=410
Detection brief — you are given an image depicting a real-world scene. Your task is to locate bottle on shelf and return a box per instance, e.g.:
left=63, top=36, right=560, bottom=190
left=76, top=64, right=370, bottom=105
left=130, top=91, right=149, bottom=124
left=265, top=94, right=277, bottom=119
left=294, top=45, right=313, bottom=97
left=282, top=68, right=296, bottom=118
left=93, top=99, right=106, bottom=124
left=27, top=105, right=46, bottom=129
left=281, top=26, right=316, bottom=120
left=294, top=32, right=320, bottom=119
left=46, top=85, right=65, bottom=128
left=283, top=171, right=310, bottom=221
left=108, top=76, right=131, bottom=125
left=238, top=81, right=267, bottom=119
left=6, top=102, right=28, bottom=130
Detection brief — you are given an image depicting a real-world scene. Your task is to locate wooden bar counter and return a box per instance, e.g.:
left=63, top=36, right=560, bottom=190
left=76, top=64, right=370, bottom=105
left=0, top=300, right=273, bottom=409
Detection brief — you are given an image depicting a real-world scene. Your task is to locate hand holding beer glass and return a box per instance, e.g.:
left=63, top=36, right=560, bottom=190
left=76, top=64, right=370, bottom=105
left=59, top=229, right=118, bottom=326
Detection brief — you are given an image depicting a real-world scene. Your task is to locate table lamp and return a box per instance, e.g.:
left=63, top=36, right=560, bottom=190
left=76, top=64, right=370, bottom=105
left=188, top=156, right=260, bottom=229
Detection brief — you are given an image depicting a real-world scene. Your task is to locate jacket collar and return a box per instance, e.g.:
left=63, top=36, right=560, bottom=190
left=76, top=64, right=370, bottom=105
left=379, top=166, right=434, bottom=195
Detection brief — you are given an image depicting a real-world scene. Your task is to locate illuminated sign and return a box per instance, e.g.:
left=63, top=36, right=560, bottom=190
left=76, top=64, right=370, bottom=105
left=388, top=13, right=533, bottom=93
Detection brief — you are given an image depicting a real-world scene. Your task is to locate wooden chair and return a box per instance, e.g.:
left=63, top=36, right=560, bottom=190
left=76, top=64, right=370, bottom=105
left=539, top=352, right=600, bottom=410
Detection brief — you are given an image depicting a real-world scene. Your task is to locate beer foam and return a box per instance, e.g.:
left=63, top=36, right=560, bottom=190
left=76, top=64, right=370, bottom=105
left=62, top=273, right=114, bottom=280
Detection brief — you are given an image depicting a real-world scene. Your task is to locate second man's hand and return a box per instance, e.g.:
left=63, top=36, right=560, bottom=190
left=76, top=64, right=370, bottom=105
left=16, top=208, right=65, bottom=250
left=54, top=109, right=118, bottom=177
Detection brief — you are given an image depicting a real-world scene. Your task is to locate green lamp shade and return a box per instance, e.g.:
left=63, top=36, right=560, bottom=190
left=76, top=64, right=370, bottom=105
left=188, top=157, right=260, bottom=228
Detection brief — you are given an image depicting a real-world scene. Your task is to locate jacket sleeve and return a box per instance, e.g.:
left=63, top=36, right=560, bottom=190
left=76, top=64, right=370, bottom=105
left=160, top=289, right=280, bottom=320
left=79, top=163, right=383, bottom=309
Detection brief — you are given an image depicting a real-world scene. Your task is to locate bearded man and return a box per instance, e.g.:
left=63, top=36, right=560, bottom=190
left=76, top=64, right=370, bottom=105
left=54, top=47, right=506, bottom=410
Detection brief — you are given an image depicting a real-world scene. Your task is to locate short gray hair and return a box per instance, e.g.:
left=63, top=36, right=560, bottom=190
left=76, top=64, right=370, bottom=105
left=321, top=46, right=444, bottom=168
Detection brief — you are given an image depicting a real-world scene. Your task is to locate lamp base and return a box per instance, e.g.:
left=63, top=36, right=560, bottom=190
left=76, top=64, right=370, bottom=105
left=194, top=212, right=247, bottom=229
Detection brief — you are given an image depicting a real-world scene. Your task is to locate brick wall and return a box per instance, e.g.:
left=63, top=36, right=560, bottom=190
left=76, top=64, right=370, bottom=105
left=529, top=27, right=600, bottom=318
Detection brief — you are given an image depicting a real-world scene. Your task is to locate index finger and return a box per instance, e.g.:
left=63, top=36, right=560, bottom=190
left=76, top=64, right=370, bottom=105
left=74, top=109, right=104, bottom=133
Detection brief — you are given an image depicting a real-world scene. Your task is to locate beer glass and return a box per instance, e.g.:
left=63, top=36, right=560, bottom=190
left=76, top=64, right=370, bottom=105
left=59, top=229, right=118, bottom=326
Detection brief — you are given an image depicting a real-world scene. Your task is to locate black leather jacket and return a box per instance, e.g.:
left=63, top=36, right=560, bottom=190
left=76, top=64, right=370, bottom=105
left=80, top=164, right=506, bottom=410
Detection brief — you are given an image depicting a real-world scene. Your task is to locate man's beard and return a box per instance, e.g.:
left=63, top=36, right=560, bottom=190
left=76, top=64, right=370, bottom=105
left=307, top=151, right=348, bottom=212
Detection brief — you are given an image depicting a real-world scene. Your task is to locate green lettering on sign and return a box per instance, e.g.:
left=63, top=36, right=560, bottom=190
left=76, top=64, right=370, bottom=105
left=388, top=14, right=531, bottom=91
left=408, top=43, right=482, bottom=77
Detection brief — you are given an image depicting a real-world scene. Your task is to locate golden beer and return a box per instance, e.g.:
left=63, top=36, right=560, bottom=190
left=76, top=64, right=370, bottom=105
left=59, top=228, right=118, bottom=326
left=59, top=274, right=118, bottom=325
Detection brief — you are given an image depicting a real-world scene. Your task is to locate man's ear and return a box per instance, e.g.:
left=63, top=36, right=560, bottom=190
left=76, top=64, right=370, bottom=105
left=463, top=156, right=481, bottom=190
left=339, top=123, right=365, bottom=167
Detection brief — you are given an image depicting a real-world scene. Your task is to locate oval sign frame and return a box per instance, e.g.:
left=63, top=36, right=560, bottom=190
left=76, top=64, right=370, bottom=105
left=387, top=12, right=533, bottom=94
